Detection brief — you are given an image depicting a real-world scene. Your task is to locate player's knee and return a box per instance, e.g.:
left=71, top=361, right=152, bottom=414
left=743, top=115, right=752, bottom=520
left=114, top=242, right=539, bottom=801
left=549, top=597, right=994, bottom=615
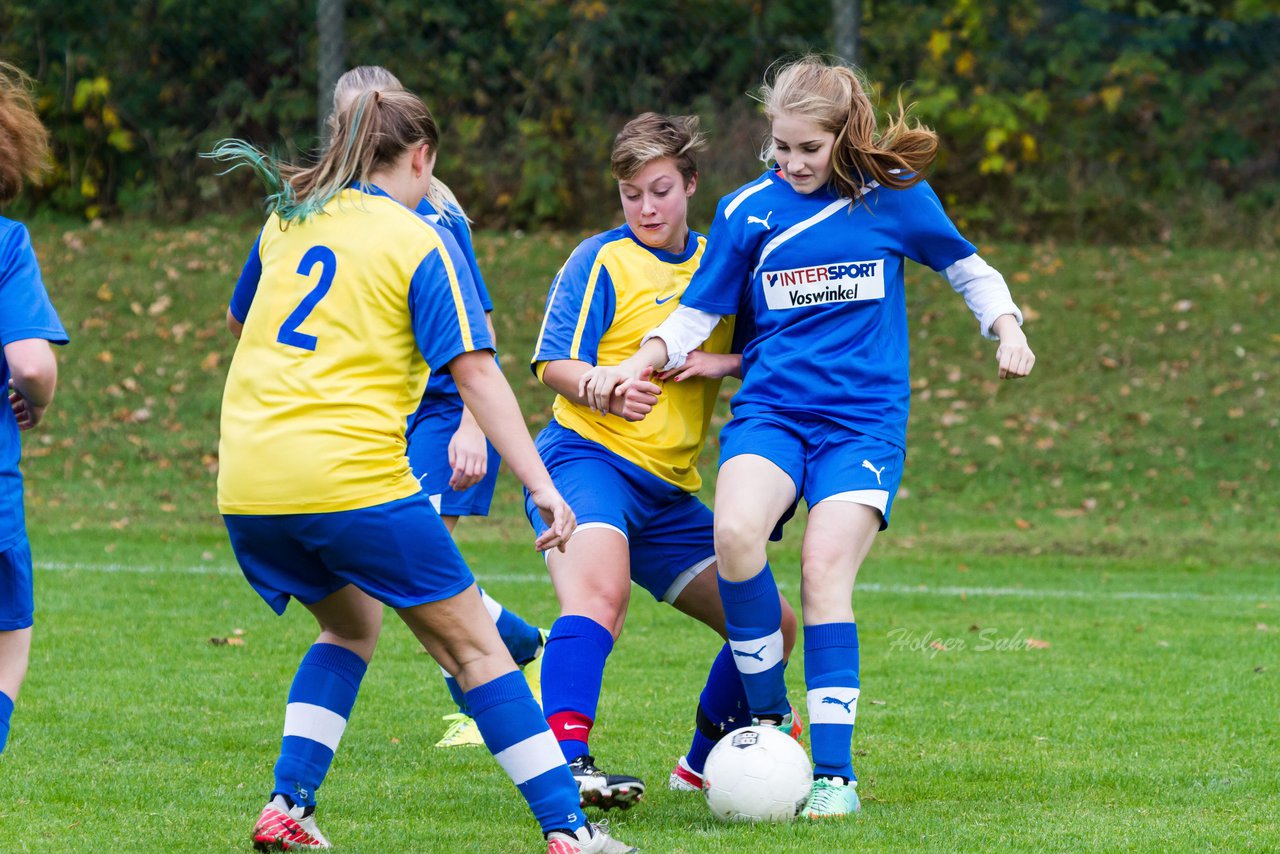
left=714, top=514, right=767, bottom=565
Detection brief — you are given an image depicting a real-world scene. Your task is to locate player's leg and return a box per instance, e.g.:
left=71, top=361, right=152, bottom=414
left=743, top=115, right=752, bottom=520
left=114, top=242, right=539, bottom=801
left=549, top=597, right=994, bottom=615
left=327, top=492, right=631, bottom=850
left=225, top=510, right=379, bottom=850
left=665, top=565, right=800, bottom=789
left=273, top=584, right=382, bottom=802
left=0, top=628, right=31, bottom=755
left=0, top=539, right=35, bottom=755
left=713, top=447, right=800, bottom=725
left=540, top=526, right=644, bottom=809
left=414, top=404, right=547, bottom=742
left=396, top=586, right=630, bottom=851
left=796, top=432, right=905, bottom=818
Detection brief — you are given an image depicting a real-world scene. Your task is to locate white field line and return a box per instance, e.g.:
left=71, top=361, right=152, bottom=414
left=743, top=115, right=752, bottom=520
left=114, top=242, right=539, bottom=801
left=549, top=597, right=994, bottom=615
left=35, top=561, right=1274, bottom=603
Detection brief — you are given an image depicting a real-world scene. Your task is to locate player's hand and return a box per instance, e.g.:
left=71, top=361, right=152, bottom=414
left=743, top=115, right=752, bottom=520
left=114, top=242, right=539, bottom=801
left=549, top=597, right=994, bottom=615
left=447, top=419, right=489, bottom=491
left=656, top=350, right=741, bottom=382
left=613, top=367, right=662, bottom=422
left=8, top=388, right=45, bottom=431
left=578, top=363, right=640, bottom=414
left=995, top=332, right=1036, bottom=379
left=529, top=485, right=576, bottom=553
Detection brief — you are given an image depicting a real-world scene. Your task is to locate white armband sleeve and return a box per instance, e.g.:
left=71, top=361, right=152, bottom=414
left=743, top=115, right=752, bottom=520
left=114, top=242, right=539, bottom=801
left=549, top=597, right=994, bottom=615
left=941, top=253, right=1023, bottom=340
left=641, top=306, right=725, bottom=371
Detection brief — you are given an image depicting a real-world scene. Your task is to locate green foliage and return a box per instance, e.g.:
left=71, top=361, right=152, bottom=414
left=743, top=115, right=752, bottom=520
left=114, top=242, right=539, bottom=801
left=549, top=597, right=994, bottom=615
left=1, top=1, right=1276, bottom=244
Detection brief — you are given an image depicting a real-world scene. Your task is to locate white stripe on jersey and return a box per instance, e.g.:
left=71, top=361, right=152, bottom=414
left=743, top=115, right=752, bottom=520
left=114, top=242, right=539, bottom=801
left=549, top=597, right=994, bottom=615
left=729, top=630, right=785, bottom=674
left=807, top=686, right=860, bottom=725
left=723, top=175, right=774, bottom=220
left=492, top=729, right=567, bottom=785
left=751, top=182, right=880, bottom=279
left=283, top=702, right=348, bottom=752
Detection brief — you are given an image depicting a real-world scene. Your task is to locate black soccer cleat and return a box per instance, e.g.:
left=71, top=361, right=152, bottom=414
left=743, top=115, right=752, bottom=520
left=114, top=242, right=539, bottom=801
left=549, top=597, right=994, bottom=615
left=568, top=754, right=646, bottom=811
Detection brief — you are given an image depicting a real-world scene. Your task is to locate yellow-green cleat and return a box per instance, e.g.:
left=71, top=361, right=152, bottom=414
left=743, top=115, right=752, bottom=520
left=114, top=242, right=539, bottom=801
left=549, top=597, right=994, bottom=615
left=522, top=628, right=550, bottom=707
left=434, top=712, right=485, bottom=748
left=802, top=777, right=860, bottom=819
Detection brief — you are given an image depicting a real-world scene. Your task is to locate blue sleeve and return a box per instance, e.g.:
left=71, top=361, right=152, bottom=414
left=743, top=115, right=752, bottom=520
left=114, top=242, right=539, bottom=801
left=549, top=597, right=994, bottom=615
left=229, top=231, right=264, bottom=323
left=896, top=181, right=977, bottom=272
left=681, top=197, right=751, bottom=316
left=0, top=222, right=68, bottom=346
left=407, top=229, right=495, bottom=374
left=530, top=240, right=615, bottom=369
left=443, top=214, right=493, bottom=312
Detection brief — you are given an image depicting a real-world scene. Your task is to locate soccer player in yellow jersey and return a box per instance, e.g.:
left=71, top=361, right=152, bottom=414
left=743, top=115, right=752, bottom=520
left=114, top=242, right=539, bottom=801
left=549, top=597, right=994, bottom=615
left=209, top=89, right=633, bottom=854
left=528, top=114, right=798, bottom=808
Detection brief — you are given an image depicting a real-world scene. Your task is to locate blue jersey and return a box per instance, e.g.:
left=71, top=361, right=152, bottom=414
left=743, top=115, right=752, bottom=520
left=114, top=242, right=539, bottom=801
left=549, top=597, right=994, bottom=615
left=681, top=170, right=976, bottom=450
left=0, top=218, right=69, bottom=548
left=414, top=197, right=493, bottom=399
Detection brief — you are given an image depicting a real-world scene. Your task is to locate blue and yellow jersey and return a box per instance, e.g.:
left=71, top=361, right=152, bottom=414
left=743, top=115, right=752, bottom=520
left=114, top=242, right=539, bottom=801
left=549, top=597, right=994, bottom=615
left=414, top=196, right=493, bottom=399
left=219, top=185, right=493, bottom=515
left=531, top=224, right=734, bottom=492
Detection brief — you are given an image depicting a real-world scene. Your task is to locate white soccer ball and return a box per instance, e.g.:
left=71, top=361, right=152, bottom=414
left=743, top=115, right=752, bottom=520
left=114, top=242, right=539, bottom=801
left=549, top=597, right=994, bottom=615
left=703, top=725, right=812, bottom=822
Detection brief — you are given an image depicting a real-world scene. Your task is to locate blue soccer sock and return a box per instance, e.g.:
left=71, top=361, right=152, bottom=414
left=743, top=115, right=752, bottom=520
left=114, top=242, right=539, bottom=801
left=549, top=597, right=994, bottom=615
left=272, top=643, right=368, bottom=807
left=484, top=588, right=545, bottom=666
left=541, top=615, right=614, bottom=763
left=440, top=589, right=544, bottom=715
left=0, top=690, right=13, bottom=755
left=684, top=643, right=749, bottom=775
left=466, top=671, right=587, bottom=837
left=718, top=565, right=790, bottom=718
left=804, top=622, right=860, bottom=781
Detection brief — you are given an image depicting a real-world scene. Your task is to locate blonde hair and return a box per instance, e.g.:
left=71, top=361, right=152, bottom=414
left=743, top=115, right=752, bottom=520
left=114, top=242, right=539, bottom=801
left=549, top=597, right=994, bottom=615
left=207, top=88, right=439, bottom=225
left=611, top=112, right=706, bottom=185
left=331, top=65, right=464, bottom=221
left=760, top=56, right=938, bottom=204
left=0, top=62, right=50, bottom=204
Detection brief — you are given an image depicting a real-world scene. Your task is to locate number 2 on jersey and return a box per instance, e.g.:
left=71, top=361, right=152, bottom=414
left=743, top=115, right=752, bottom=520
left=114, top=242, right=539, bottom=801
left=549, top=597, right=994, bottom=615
left=277, top=245, right=337, bottom=351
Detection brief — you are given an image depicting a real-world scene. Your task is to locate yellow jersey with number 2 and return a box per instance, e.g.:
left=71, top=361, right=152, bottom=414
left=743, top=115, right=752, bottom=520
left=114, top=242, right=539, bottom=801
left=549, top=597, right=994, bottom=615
left=218, top=185, right=493, bottom=515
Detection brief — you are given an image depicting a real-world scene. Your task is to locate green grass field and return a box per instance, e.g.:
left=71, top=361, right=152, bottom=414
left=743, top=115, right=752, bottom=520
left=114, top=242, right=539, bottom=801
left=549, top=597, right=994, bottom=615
left=0, top=215, right=1275, bottom=852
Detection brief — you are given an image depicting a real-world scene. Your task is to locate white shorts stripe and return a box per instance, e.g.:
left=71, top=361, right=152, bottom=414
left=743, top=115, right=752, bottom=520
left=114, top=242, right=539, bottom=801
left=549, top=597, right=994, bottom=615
left=492, top=729, right=567, bottom=786
left=807, top=687, right=860, bottom=725
left=729, top=630, right=785, bottom=674
left=480, top=589, right=503, bottom=622
left=283, top=702, right=348, bottom=752
left=818, top=489, right=888, bottom=514
left=661, top=554, right=716, bottom=605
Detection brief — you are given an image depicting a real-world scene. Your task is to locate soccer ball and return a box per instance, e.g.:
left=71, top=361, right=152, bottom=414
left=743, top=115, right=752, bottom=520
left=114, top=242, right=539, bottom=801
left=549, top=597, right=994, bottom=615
left=703, top=725, right=812, bottom=822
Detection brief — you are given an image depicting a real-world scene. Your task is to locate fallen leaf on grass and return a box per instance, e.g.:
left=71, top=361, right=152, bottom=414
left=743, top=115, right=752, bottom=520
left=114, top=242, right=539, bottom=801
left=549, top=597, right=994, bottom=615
left=868, top=699, right=886, bottom=706
left=1015, top=518, right=1033, bottom=530
left=1025, top=638, right=1051, bottom=649
left=209, top=636, right=246, bottom=646
left=1256, top=623, right=1271, bottom=632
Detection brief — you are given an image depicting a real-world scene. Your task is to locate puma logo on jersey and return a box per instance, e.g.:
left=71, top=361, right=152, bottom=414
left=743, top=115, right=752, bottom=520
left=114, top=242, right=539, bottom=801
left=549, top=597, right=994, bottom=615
left=733, top=644, right=767, bottom=662
left=862, top=460, right=885, bottom=485
left=821, top=696, right=856, bottom=714
left=747, top=211, right=773, bottom=229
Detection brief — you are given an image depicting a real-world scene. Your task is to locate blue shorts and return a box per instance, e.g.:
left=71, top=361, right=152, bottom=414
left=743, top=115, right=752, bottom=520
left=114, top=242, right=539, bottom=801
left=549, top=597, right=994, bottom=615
left=525, top=422, right=716, bottom=603
left=0, top=538, right=34, bottom=630
left=406, top=393, right=501, bottom=517
left=719, top=412, right=906, bottom=538
left=224, top=492, right=474, bottom=615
